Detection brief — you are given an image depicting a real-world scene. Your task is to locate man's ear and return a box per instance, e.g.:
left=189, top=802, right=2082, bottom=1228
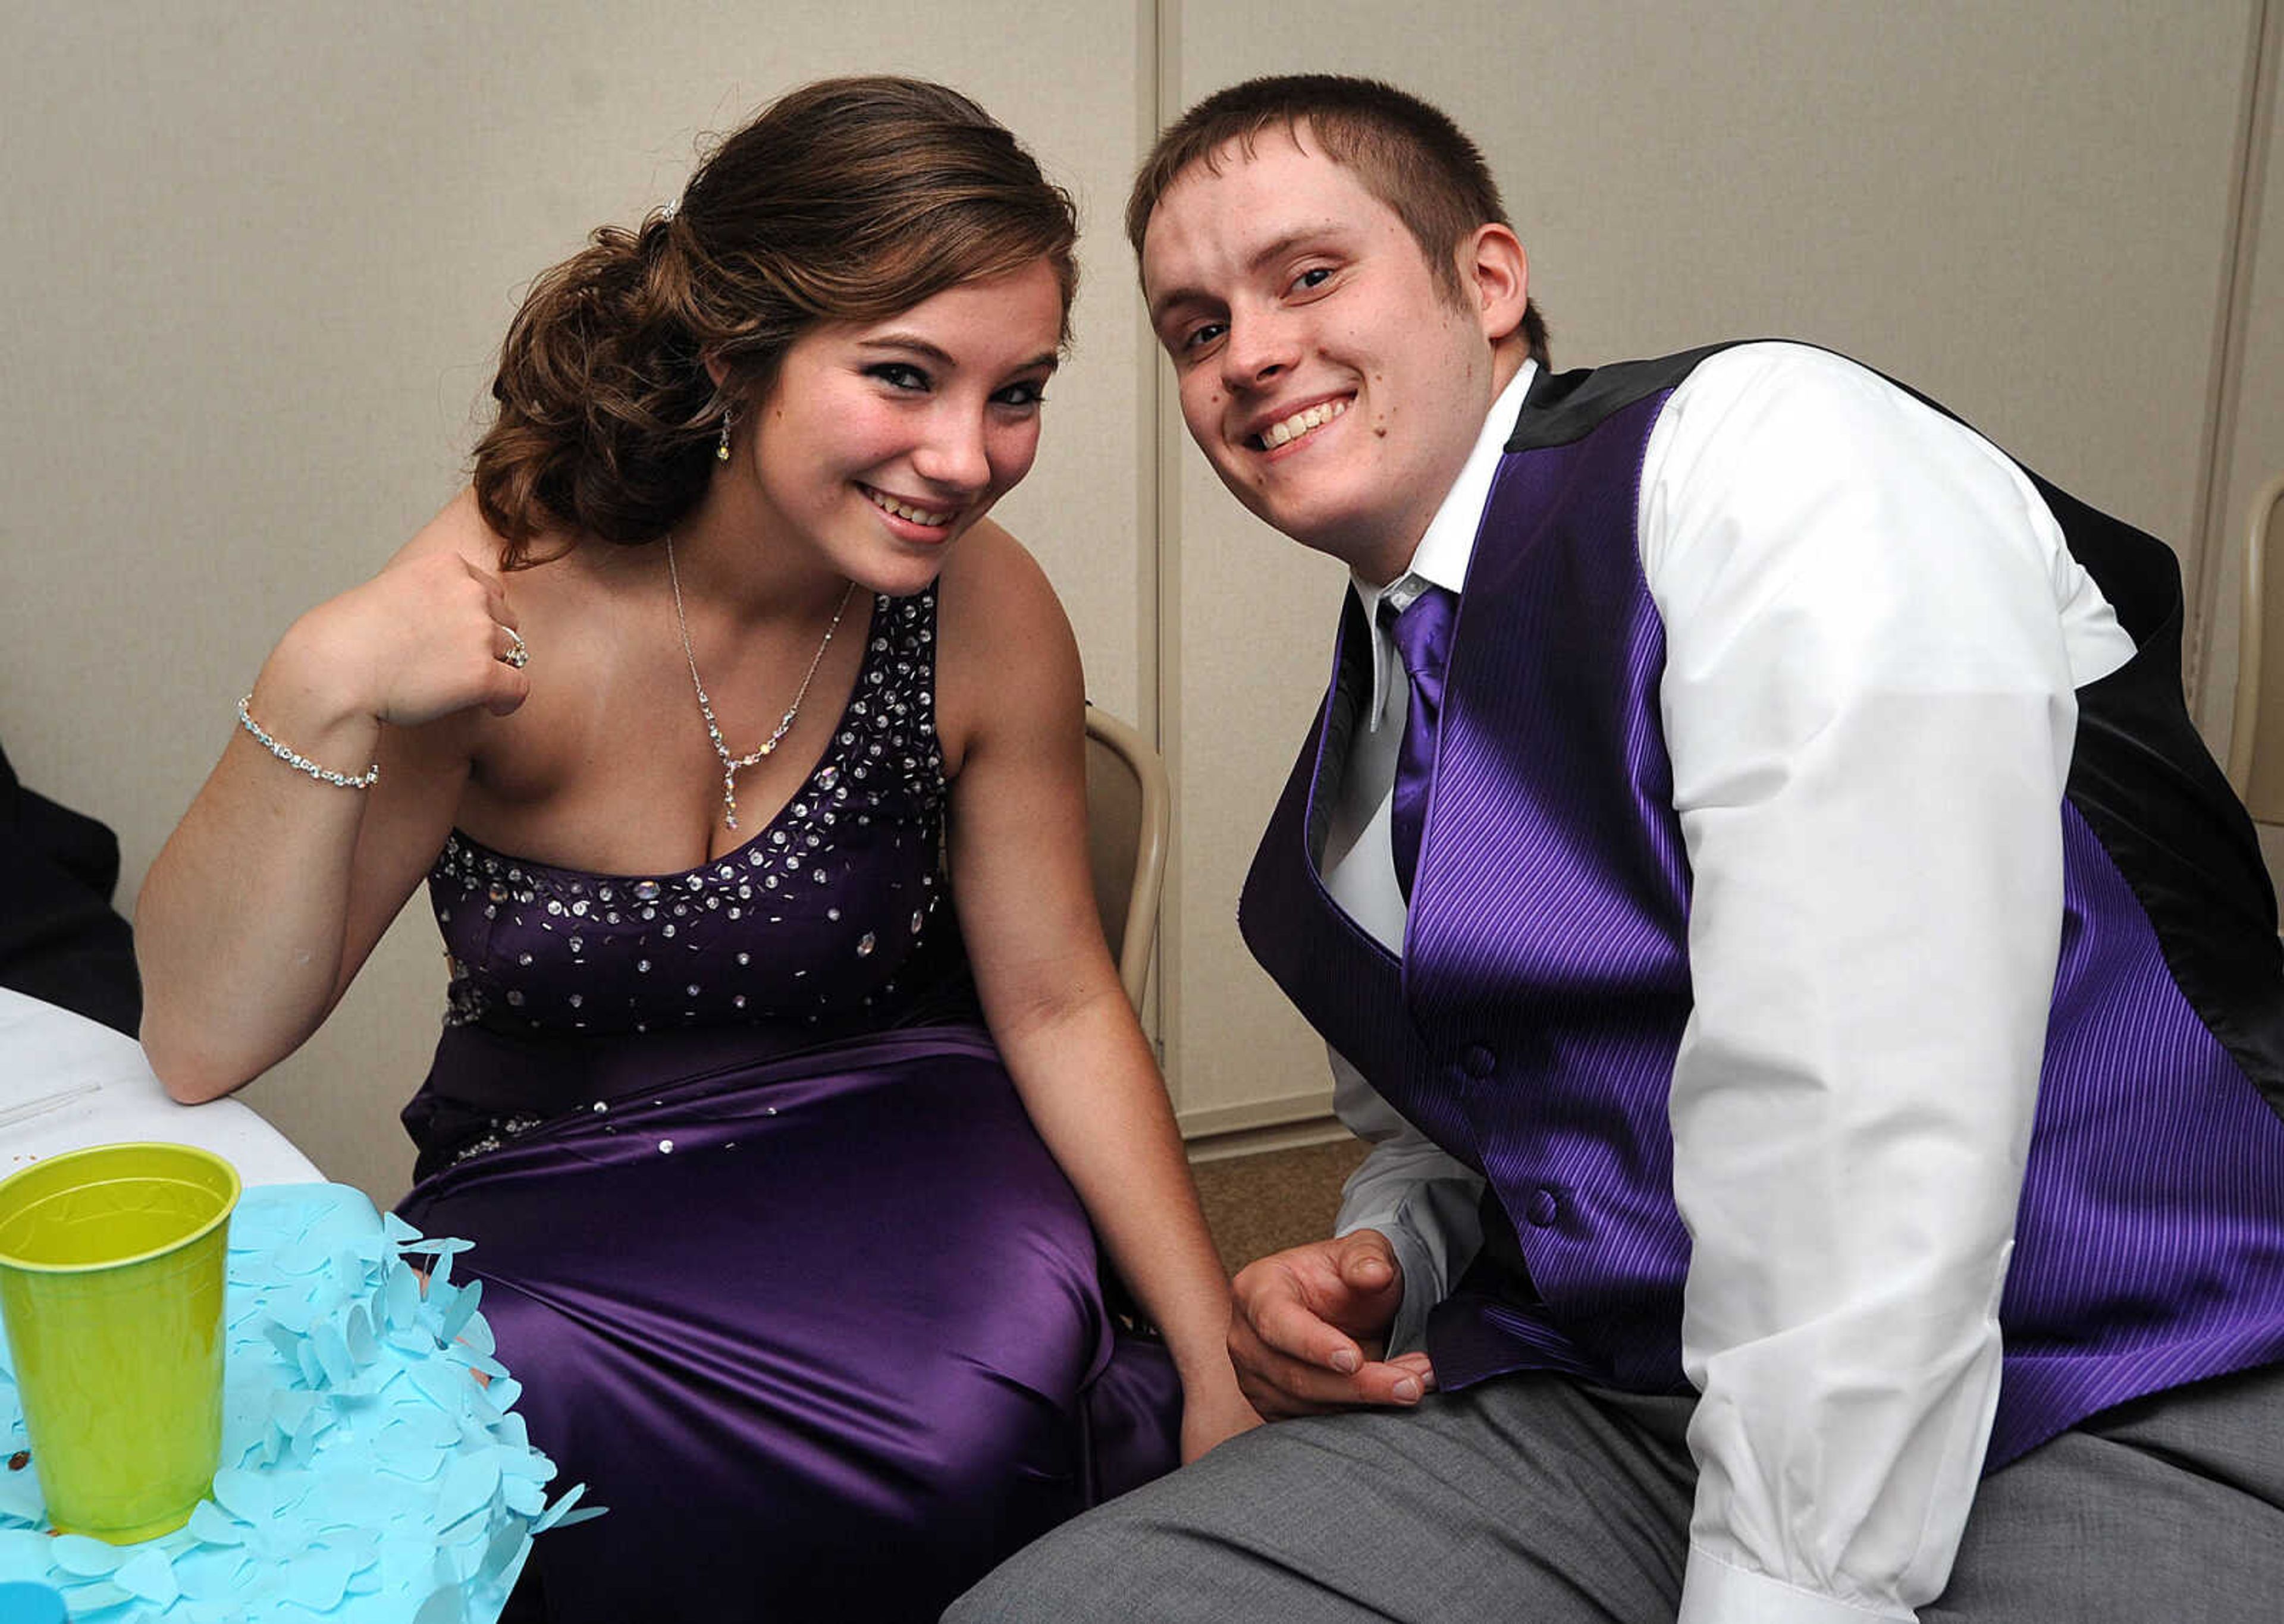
left=1457, top=222, right=1529, bottom=344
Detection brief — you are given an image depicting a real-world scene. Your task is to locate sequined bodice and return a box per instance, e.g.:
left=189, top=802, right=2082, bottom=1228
left=427, top=589, right=955, bottom=1037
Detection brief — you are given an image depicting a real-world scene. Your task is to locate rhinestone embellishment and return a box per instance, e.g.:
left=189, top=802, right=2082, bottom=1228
left=426, top=589, right=946, bottom=1038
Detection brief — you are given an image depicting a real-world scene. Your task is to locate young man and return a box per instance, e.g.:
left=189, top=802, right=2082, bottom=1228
left=951, top=75, right=2284, bottom=1623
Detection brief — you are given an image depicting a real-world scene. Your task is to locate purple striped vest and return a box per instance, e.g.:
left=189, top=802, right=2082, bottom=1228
left=1240, top=347, right=2284, bottom=1466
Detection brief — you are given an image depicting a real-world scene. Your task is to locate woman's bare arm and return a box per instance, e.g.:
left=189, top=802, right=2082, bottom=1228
left=937, top=526, right=1257, bottom=1459
left=137, top=497, right=528, bottom=1100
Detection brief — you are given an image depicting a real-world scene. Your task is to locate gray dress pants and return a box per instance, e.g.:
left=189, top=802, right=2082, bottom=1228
left=946, top=1363, right=2284, bottom=1623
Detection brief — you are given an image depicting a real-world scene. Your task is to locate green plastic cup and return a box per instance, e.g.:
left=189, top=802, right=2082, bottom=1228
left=0, top=1142, right=239, bottom=1543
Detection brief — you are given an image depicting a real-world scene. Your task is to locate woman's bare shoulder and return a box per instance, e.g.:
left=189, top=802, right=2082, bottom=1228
left=934, top=519, right=1083, bottom=769
left=382, top=488, right=496, bottom=569
left=388, top=491, right=606, bottom=625
left=387, top=488, right=592, bottom=576
left=937, top=517, right=1068, bottom=640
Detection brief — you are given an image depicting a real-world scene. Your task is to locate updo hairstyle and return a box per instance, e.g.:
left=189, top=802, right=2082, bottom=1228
left=471, top=76, right=1079, bottom=567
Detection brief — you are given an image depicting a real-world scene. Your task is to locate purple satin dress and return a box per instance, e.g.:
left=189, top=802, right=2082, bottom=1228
left=393, top=588, right=1179, bottom=1623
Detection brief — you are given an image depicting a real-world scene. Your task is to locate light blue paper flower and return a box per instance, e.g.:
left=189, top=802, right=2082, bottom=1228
left=0, top=1184, right=597, bottom=1622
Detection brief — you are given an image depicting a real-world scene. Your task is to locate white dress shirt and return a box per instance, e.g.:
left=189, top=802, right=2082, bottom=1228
left=1317, top=343, right=2136, bottom=1624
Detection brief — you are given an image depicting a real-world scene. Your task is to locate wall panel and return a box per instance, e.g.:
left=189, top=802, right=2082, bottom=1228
left=2196, top=5, right=2282, bottom=794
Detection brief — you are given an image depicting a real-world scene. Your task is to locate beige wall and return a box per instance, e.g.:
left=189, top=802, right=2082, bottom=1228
left=2195, top=3, right=2283, bottom=772
left=3, top=3, right=2276, bottom=1201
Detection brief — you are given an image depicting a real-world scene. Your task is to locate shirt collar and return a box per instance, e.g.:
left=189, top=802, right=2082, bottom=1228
left=1351, top=360, right=1536, bottom=723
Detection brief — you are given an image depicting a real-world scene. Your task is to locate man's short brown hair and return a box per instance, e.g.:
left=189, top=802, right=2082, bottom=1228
left=1127, top=74, right=1548, bottom=367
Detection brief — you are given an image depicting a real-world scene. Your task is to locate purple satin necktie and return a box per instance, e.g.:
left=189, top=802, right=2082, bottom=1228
left=1384, top=586, right=1457, bottom=901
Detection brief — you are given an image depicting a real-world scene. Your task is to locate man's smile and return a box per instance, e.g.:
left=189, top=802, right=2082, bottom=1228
left=1243, top=394, right=1354, bottom=454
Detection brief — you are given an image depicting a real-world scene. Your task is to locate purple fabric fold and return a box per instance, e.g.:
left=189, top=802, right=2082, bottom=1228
left=398, top=1023, right=1177, bottom=1623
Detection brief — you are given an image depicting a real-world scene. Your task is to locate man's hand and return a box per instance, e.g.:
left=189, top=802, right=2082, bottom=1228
left=1227, top=1229, right=1436, bottom=1418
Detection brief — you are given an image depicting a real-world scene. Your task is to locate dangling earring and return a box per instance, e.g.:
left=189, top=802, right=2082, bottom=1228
left=716, top=407, right=738, bottom=463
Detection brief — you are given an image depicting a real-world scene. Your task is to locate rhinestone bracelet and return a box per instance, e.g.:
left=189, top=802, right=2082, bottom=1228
left=236, top=695, right=380, bottom=790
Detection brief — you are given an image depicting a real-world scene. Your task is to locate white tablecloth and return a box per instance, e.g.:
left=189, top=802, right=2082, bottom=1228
left=0, top=988, right=321, bottom=1186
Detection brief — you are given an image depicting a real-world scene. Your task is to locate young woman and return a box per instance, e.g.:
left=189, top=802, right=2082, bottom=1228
left=136, top=76, right=1254, bottom=1622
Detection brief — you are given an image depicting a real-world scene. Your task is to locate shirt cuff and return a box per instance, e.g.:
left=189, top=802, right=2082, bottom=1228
left=1364, top=1216, right=1441, bottom=1356
left=1334, top=1176, right=1481, bottom=1358
left=1679, top=1546, right=1915, bottom=1624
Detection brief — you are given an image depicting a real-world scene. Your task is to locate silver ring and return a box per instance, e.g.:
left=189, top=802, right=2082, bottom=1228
left=500, top=626, right=529, bottom=670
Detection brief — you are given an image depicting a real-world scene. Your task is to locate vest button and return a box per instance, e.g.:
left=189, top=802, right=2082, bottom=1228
left=1462, top=1044, right=1497, bottom=1078
left=1524, top=1187, right=1561, bottom=1227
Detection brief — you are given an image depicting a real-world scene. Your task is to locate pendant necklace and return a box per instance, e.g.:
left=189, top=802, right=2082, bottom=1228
left=665, top=533, right=855, bottom=831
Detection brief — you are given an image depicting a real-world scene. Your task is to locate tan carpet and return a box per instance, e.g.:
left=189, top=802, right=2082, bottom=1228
left=1190, top=1138, right=1370, bottom=1278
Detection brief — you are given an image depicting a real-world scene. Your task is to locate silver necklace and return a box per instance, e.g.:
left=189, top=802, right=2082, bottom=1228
left=664, top=533, right=855, bottom=831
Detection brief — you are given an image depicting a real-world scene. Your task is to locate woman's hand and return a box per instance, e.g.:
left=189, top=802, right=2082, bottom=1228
left=274, top=549, right=529, bottom=731
left=1178, top=1370, right=1263, bottom=1462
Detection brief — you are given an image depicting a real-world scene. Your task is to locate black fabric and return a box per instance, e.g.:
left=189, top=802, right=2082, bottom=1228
left=1513, top=340, right=2284, bottom=1121
left=2034, top=475, right=2284, bottom=1114
left=1506, top=344, right=1737, bottom=453
left=1457, top=1183, right=1538, bottom=1306
left=0, top=743, right=141, bottom=1035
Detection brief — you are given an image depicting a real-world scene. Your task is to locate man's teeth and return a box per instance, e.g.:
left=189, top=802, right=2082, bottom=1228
left=1263, top=399, right=1347, bottom=448
left=864, top=488, right=952, bottom=527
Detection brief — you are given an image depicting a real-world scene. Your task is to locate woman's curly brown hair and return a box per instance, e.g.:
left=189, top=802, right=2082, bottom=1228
left=472, top=76, right=1078, bottom=567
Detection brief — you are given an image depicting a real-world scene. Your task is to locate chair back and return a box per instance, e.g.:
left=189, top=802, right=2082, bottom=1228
left=1083, top=705, right=1171, bottom=1013
left=2228, top=470, right=2284, bottom=821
